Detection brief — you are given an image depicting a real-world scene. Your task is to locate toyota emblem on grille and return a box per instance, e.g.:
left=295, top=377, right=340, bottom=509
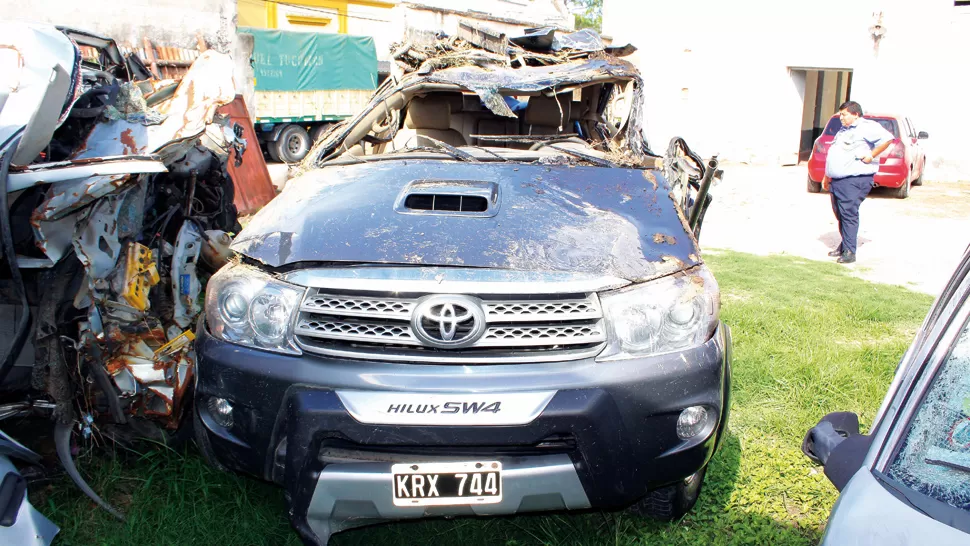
left=411, top=295, right=486, bottom=349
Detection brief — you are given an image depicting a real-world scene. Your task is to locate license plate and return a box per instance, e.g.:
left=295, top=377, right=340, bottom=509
left=391, top=461, right=502, bottom=507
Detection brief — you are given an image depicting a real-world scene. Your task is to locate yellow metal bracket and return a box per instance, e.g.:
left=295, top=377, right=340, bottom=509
left=122, top=243, right=160, bottom=311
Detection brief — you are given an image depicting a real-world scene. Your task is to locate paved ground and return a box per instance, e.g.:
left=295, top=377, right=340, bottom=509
left=702, top=163, right=970, bottom=295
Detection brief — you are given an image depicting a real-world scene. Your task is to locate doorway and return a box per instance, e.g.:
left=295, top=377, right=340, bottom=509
left=791, top=68, right=852, bottom=162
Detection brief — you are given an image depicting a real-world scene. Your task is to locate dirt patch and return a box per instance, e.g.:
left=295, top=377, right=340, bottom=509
left=701, top=163, right=970, bottom=295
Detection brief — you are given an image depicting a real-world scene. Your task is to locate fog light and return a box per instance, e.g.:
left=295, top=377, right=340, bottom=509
left=208, top=397, right=234, bottom=428
left=677, top=406, right=708, bottom=439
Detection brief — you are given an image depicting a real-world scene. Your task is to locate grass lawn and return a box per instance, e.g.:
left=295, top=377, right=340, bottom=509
left=35, top=250, right=934, bottom=545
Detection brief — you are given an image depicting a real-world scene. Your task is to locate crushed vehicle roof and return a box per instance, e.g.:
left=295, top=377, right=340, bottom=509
left=303, top=24, right=654, bottom=169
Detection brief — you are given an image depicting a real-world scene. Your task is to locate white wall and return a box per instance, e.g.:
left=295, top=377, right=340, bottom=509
left=0, top=0, right=237, bottom=52
left=603, top=0, right=970, bottom=180
left=410, top=0, right=572, bottom=29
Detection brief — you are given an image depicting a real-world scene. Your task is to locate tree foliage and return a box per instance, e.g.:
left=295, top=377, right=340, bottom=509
left=566, top=0, right=602, bottom=32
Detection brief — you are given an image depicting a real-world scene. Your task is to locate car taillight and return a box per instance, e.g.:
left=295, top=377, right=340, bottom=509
left=814, top=141, right=830, bottom=154
left=887, top=141, right=904, bottom=158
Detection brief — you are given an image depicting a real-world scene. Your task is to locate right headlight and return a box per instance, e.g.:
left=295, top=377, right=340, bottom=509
left=204, top=263, right=306, bottom=355
left=596, top=266, right=720, bottom=361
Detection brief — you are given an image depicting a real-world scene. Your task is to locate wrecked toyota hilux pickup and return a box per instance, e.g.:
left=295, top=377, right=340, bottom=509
left=195, top=28, right=731, bottom=545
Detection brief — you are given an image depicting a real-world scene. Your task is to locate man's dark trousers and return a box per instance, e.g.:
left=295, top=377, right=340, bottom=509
left=830, top=174, right=874, bottom=254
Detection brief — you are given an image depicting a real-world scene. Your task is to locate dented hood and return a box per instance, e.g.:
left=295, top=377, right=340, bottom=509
left=232, top=161, right=702, bottom=282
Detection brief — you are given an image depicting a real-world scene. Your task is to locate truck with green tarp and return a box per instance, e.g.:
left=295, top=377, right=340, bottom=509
left=240, top=28, right=379, bottom=163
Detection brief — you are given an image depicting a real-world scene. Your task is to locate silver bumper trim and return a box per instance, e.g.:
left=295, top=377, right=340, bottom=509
left=306, top=454, right=590, bottom=544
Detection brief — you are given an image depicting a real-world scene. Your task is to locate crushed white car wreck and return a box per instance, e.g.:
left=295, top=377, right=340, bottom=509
left=0, top=21, right=242, bottom=526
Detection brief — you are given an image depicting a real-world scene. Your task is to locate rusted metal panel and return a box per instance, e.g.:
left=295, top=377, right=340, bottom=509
left=71, top=50, right=235, bottom=160
left=218, top=95, right=277, bottom=215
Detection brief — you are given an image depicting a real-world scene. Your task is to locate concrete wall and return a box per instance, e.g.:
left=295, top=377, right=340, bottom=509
left=1, top=0, right=237, bottom=52
left=603, top=0, right=970, bottom=181
left=408, top=0, right=572, bottom=29
left=237, top=0, right=571, bottom=61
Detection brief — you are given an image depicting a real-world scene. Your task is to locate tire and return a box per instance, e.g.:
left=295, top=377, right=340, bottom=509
left=629, top=466, right=708, bottom=521
left=911, top=162, right=924, bottom=187
left=894, top=178, right=910, bottom=199
left=309, top=123, right=333, bottom=143
left=807, top=175, right=821, bottom=193
left=266, top=139, right=282, bottom=163
left=271, top=124, right=311, bottom=163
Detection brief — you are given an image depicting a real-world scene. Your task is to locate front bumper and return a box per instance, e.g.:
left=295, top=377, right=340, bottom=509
left=194, top=321, right=732, bottom=544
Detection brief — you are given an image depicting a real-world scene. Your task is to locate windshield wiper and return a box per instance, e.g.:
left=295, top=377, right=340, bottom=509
left=542, top=143, right=616, bottom=168
left=392, top=135, right=479, bottom=162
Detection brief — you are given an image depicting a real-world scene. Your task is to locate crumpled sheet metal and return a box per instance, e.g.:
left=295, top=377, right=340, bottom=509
left=106, top=335, right=195, bottom=425
left=71, top=50, right=236, bottom=160
left=28, top=160, right=165, bottom=223
left=424, top=55, right=640, bottom=118
left=171, top=222, right=203, bottom=329
left=0, top=21, right=81, bottom=152
left=314, top=54, right=653, bottom=162
left=7, top=155, right=165, bottom=192
left=70, top=191, right=127, bottom=281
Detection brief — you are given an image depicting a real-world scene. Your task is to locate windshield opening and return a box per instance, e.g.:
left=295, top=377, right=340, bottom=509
left=339, top=82, right=625, bottom=161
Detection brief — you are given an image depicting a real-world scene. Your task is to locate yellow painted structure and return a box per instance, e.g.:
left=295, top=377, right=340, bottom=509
left=237, top=0, right=395, bottom=33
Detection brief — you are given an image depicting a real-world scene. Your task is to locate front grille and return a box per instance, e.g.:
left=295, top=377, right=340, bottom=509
left=295, top=289, right=607, bottom=363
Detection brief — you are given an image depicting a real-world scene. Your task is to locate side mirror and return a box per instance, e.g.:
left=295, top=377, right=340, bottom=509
left=917, top=131, right=929, bottom=139
left=803, top=412, right=872, bottom=491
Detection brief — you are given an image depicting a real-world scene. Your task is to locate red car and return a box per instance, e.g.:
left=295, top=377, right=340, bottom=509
left=807, top=113, right=929, bottom=198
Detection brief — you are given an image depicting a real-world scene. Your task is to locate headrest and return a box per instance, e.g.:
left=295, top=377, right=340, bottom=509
left=524, top=95, right=571, bottom=127
left=405, top=97, right=452, bottom=130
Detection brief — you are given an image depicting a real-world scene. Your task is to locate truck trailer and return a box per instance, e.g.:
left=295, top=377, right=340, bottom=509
left=241, top=28, right=379, bottom=163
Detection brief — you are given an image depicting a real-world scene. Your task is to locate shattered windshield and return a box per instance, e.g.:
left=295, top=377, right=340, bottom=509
left=886, top=320, right=970, bottom=512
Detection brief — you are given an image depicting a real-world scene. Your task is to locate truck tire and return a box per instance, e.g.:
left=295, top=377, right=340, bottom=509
left=629, top=466, right=707, bottom=521
left=310, top=123, right=333, bottom=143
left=271, top=124, right=311, bottom=163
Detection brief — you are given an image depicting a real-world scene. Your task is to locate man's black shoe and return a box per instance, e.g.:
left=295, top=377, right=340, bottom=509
left=837, top=251, right=856, bottom=264
left=828, top=248, right=842, bottom=257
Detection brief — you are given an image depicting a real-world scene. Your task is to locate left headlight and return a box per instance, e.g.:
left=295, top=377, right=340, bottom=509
left=205, top=263, right=306, bottom=355
left=596, top=266, right=720, bottom=361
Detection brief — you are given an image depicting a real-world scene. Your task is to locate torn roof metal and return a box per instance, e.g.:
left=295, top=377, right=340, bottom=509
left=417, top=55, right=642, bottom=117
left=71, top=50, right=236, bottom=161
left=307, top=29, right=652, bottom=168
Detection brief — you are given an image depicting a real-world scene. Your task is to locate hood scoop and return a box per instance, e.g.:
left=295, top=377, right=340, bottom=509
left=395, top=179, right=500, bottom=217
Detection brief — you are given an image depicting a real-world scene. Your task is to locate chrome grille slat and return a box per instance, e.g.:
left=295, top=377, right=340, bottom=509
left=296, top=317, right=420, bottom=345
left=295, top=285, right=606, bottom=363
left=297, top=315, right=605, bottom=348
left=478, top=322, right=605, bottom=347
left=301, top=294, right=414, bottom=319
left=483, top=300, right=601, bottom=322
